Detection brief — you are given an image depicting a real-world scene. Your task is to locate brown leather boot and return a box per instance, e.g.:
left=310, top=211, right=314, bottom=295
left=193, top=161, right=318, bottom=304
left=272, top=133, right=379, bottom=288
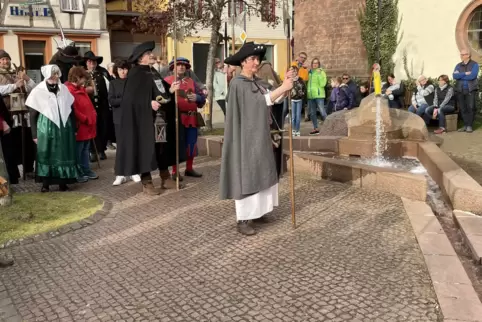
left=142, top=181, right=161, bottom=195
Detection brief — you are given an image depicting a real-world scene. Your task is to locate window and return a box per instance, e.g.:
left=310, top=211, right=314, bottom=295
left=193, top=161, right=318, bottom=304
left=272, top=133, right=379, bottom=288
left=22, top=40, right=46, bottom=83
left=186, top=0, right=202, bottom=19
left=261, top=0, right=276, bottom=22
left=60, top=0, right=83, bottom=13
left=264, top=45, right=274, bottom=65
left=75, top=42, right=92, bottom=57
left=228, top=0, right=244, bottom=17
left=468, top=6, right=482, bottom=53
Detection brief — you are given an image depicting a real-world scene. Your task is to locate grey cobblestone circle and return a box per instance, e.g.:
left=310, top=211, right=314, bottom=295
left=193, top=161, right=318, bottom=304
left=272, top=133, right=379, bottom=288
left=1, top=156, right=442, bottom=321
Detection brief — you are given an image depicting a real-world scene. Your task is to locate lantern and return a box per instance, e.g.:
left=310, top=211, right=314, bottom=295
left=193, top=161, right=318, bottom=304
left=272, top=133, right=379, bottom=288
left=154, top=111, right=167, bottom=143
left=9, top=93, right=27, bottom=112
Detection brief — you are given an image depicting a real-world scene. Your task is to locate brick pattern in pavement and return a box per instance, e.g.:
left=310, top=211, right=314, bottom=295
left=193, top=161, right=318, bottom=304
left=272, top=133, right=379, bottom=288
left=1, top=154, right=442, bottom=321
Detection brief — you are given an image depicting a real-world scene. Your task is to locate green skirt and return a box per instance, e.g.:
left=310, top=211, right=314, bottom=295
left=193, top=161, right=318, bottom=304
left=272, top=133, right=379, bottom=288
left=36, top=114, right=80, bottom=183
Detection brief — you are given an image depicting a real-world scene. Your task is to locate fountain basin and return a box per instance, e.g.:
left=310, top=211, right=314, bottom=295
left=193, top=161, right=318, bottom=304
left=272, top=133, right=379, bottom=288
left=289, top=152, right=428, bottom=201
left=197, top=135, right=482, bottom=215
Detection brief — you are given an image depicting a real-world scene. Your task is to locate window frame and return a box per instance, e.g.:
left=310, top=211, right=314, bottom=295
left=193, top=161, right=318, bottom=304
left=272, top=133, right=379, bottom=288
left=456, top=0, right=482, bottom=62
left=64, top=36, right=97, bottom=56
left=60, top=0, right=84, bottom=13
left=17, top=34, right=52, bottom=67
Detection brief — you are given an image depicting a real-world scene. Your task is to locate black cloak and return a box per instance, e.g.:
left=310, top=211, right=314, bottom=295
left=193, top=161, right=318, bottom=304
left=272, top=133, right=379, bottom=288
left=49, top=49, right=81, bottom=83
left=151, top=67, right=186, bottom=170
left=115, top=65, right=185, bottom=176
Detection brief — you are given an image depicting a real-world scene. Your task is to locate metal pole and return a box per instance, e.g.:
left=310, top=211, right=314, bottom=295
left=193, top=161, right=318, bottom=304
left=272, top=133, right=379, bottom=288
left=231, top=0, right=236, bottom=55
left=173, top=2, right=180, bottom=191
left=376, top=0, right=381, bottom=64
left=284, top=11, right=296, bottom=229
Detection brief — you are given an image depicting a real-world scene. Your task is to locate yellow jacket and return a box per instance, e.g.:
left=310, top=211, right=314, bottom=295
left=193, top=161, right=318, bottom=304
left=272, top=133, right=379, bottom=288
left=280, top=61, right=309, bottom=81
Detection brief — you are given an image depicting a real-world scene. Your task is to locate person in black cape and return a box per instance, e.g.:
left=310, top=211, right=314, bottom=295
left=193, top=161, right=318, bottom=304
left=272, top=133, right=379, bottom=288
left=49, top=45, right=82, bottom=83
left=115, top=41, right=186, bottom=195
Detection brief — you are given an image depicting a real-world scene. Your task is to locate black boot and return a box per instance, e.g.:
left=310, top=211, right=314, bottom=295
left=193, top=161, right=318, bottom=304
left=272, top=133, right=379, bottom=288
left=185, top=169, right=202, bottom=178
left=237, top=221, right=256, bottom=236
left=59, top=184, right=69, bottom=192
left=41, top=182, right=49, bottom=193
left=171, top=173, right=184, bottom=182
left=99, top=152, right=107, bottom=160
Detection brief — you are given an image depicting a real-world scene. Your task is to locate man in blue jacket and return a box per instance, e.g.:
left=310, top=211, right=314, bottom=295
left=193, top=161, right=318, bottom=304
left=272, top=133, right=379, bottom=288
left=453, top=49, right=479, bottom=133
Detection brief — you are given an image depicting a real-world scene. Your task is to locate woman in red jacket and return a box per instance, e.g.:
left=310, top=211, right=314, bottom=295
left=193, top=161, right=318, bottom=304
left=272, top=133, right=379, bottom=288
left=65, top=67, right=98, bottom=183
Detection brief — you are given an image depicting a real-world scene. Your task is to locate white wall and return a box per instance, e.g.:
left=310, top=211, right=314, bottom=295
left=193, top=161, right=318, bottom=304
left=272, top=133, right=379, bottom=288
left=394, top=0, right=472, bottom=80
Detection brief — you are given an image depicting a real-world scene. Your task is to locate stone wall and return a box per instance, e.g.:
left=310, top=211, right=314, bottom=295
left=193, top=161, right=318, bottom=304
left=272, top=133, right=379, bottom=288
left=294, top=0, right=368, bottom=78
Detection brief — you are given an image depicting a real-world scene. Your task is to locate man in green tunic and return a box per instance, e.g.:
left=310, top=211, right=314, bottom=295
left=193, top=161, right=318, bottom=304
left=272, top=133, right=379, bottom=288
left=26, top=65, right=80, bottom=192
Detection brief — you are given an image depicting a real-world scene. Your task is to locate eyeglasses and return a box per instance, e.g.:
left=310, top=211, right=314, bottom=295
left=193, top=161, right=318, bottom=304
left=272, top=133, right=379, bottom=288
left=342, top=77, right=349, bottom=80
left=300, top=56, right=307, bottom=60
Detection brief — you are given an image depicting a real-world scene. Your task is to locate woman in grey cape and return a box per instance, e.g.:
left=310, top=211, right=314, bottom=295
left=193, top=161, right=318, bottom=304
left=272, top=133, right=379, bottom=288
left=219, top=42, right=294, bottom=236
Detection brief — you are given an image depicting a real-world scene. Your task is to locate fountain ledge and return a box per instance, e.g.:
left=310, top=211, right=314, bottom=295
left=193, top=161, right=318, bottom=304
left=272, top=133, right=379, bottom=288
left=198, top=136, right=482, bottom=215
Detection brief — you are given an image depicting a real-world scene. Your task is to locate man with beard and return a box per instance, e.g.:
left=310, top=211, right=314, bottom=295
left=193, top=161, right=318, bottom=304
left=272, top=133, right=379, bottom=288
left=49, top=44, right=82, bottom=83
left=148, top=53, right=187, bottom=186
left=0, top=49, right=37, bottom=183
left=82, top=51, right=111, bottom=161
left=115, top=41, right=185, bottom=195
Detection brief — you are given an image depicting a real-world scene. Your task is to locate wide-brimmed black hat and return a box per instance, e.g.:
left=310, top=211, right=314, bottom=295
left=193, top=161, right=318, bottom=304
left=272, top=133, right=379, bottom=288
left=224, top=42, right=266, bottom=66
left=83, top=51, right=103, bottom=64
left=128, top=41, right=155, bottom=64
left=55, top=45, right=82, bottom=64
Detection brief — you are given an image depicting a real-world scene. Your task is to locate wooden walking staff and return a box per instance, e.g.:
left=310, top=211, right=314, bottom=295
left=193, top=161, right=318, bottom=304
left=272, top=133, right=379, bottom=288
left=172, top=0, right=180, bottom=191
left=283, top=0, right=296, bottom=229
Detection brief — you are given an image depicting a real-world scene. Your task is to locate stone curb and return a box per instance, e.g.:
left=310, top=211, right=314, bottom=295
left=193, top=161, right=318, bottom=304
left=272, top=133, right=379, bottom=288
left=453, top=210, right=482, bottom=265
left=0, top=196, right=111, bottom=250
left=418, top=142, right=482, bottom=215
left=402, top=198, right=482, bottom=322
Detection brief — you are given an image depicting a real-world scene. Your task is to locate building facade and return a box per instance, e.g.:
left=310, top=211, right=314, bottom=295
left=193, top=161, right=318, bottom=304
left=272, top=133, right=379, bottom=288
left=294, top=0, right=482, bottom=80
left=106, top=0, right=168, bottom=62
left=168, top=0, right=290, bottom=84
left=0, top=0, right=110, bottom=81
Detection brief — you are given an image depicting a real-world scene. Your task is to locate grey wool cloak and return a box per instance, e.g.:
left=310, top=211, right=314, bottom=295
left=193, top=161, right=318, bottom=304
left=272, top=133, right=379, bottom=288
left=219, top=75, right=279, bottom=200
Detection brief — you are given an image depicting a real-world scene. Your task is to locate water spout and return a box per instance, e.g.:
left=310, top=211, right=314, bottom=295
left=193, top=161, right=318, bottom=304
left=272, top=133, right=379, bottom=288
left=373, top=96, right=387, bottom=165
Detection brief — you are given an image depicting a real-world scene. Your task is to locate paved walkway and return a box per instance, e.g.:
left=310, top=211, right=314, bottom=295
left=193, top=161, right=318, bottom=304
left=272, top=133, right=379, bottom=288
left=439, top=129, right=482, bottom=185
left=1, top=154, right=442, bottom=321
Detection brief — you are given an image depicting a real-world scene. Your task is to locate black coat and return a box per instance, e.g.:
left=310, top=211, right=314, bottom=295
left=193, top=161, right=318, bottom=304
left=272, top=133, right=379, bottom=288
left=115, top=65, right=186, bottom=176
left=108, top=78, right=125, bottom=125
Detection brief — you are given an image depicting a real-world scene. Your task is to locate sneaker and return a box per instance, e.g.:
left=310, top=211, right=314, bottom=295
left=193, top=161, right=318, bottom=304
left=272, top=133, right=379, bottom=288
left=77, top=176, right=88, bottom=183
left=295, top=131, right=301, bottom=136
left=131, top=174, right=141, bottom=183
left=309, top=129, right=320, bottom=135
left=434, top=128, right=446, bottom=134
left=457, top=127, right=466, bottom=132
left=466, top=126, right=473, bottom=133
left=113, top=176, right=127, bottom=186
left=85, top=171, right=99, bottom=180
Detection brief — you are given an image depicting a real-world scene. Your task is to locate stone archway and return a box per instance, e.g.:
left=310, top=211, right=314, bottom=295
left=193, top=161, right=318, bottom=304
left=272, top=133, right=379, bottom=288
left=456, top=0, right=482, bottom=61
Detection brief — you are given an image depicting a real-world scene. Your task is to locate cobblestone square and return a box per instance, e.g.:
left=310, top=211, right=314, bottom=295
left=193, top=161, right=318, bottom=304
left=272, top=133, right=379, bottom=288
left=1, top=155, right=442, bottom=321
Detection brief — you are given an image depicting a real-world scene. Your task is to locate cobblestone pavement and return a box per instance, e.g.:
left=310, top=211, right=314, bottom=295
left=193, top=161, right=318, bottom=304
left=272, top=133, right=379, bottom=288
left=439, top=129, right=482, bottom=185
left=1, top=154, right=442, bottom=321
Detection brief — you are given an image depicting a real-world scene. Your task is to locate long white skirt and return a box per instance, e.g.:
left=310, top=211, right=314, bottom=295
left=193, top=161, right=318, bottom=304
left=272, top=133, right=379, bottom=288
left=235, top=183, right=279, bottom=221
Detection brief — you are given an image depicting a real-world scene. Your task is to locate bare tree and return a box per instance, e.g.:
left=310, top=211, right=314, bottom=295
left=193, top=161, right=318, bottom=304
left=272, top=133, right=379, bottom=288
left=134, top=0, right=281, bottom=129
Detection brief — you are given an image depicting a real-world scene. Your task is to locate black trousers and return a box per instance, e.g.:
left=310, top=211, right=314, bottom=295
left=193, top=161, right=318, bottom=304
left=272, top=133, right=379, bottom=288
left=90, top=112, right=108, bottom=154
left=216, top=100, right=226, bottom=117
left=457, top=91, right=477, bottom=127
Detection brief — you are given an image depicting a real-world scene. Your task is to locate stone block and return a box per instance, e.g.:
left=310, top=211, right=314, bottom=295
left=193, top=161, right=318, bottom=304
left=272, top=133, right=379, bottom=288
left=375, top=172, right=427, bottom=201
left=401, top=141, right=419, bottom=158
left=453, top=211, right=482, bottom=264
left=207, top=139, right=223, bottom=158
left=338, top=138, right=373, bottom=157
left=417, top=233, right=457, bottom=256
left=418, top=142, right=482, bottom=214
left=433, top=283, right=482, bottom=321
left=308, top=136, right=340, bottom=152
left=423, top=255, right=471, bottom=284
left=197, top=137, right=207, bottom=155
left=445, top=114, right=458, bottom=132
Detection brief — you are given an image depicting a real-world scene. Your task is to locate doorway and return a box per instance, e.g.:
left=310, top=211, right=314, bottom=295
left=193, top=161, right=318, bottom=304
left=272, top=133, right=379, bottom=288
left=22, top=40, right=45, bottom=83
